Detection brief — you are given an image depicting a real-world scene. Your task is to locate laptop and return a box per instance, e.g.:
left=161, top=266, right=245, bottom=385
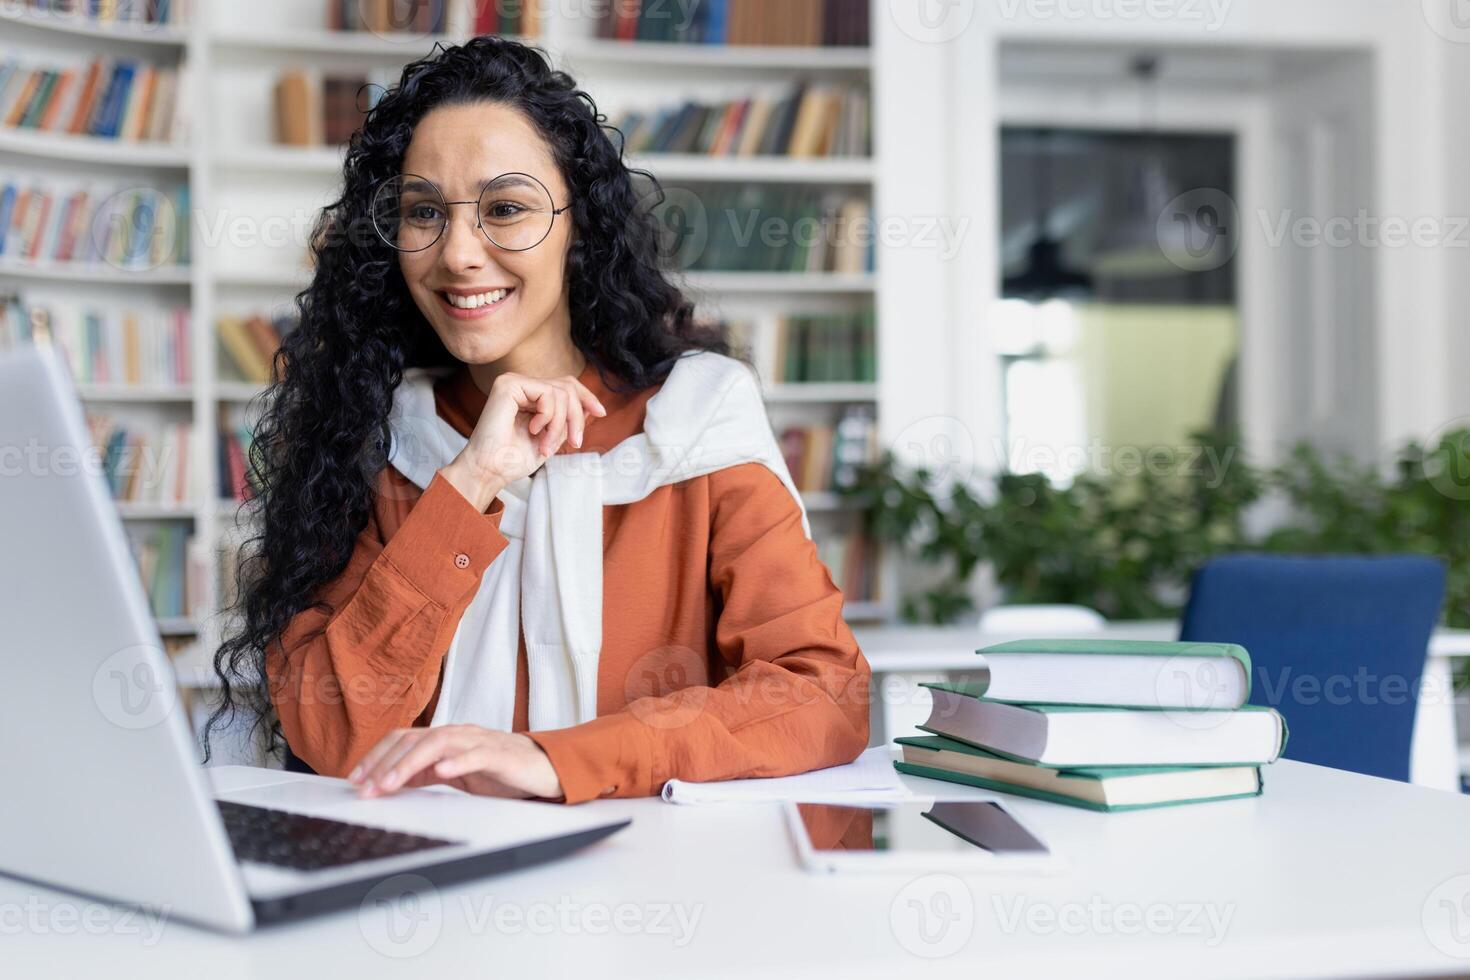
left=0, top=344, right=630, bottom=933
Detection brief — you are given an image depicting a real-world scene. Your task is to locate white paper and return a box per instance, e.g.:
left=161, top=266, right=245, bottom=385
left=660, top=746, right=912, bottom=805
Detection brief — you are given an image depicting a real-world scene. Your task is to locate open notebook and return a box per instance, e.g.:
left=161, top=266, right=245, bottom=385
left=660, top=746, right=912, bottom=805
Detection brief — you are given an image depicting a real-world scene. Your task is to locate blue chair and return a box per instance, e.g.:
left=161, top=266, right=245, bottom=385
left=1178, top=554, right=1446, bottom=782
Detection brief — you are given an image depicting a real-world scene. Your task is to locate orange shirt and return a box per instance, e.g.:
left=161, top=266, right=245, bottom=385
left=266, top=357, right=872, bottom=803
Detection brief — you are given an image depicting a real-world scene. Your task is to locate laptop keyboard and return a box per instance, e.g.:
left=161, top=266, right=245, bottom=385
left=217, top=800, right=461, bottom=872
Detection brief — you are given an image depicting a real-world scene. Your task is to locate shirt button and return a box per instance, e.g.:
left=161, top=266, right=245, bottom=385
left=454, top=553, right=470, bottom=569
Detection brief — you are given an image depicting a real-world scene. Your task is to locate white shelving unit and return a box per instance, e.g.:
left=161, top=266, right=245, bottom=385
left=2, top=0, right=893, bottom=706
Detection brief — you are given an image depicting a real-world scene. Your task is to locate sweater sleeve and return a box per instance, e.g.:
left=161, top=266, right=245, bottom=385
left=528, top=461, right=872, bottom=803
left=266, top=469, right=510, bottom=776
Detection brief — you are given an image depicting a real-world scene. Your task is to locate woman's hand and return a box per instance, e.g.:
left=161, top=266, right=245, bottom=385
left=439, top=370, right=607, bottom=511
left=348, top=726, right=565, bottom=801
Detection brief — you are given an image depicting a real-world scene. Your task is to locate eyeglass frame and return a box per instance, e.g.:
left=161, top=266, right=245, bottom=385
left=370, top=171, right=573, bottom=254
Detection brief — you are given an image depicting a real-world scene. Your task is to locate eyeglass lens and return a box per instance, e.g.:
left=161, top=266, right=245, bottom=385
left=371, top=173, right=559, bottom=252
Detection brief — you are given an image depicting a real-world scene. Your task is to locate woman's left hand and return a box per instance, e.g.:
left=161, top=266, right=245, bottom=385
left=348, top=726, right=564, bottom=801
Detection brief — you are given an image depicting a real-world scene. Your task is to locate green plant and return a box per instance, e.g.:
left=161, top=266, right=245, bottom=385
left=840, top=427, right=1470, bottom=633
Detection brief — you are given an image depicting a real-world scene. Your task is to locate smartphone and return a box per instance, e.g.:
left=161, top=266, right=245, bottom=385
left=785, top=800, right=1064, bottom=874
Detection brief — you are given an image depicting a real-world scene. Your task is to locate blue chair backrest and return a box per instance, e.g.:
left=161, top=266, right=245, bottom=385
left=1179, top=554, right=1446, bottom=781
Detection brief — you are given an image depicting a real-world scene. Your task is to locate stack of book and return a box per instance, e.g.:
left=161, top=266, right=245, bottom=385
left=273, top=69, right=391, bottom=148
left=654, top=184, right=871, bottom=273
left=776, top=409, right=877, bottom=495
left=597, top=0, right=870, bottom=47
left=894, top=639, right=1289, bottom=812
left=0, top=56, right=188, bottom=144
left=84, top=412, right=194, bottom=506
left=215, top=312, right=288, bottom=383
left=610, top=81, right=872, bottom=159
left=0, top=177, right=191, bottom=268
left=11, top=0, right=187, bottom=29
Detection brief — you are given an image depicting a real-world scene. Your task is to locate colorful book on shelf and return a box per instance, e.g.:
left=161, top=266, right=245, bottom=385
left=816, top=526, right=879, bottom=605
left=0, top=177, right=190, bottom=268
left=918, top=682, right=1289, bottom=768
left=597, top=0, right=869, bottom=46
left=662, top=185, right=872, bottom=274
left=13, top=0, right=186, bottom=25
left=472, top=0, right=540, bottom=37
left=969, top=638, right=1252, bottom=709
left=127, top=522, right=194, bottom=620
left=894, top=735, right=1265, bottom=812
left=274, top=68, right=393, bottom=147
left=216, top=313, right=286, bottom=383
left=327, top=0, right=450, bottom=34
left=218, top=418, right=258, bottom=503
left=86, top=413, right=193, bottom=506
left=612, top=82, right=871, bottom=158
left=11, top=299, right=193, bottom=385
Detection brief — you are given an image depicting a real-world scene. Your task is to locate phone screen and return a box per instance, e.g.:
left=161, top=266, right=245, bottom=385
left=798, top=801, right=1049, bottom=855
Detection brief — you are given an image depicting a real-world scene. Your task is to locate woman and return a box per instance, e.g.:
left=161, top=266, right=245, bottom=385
left=209, top=36, right=871, bottom=805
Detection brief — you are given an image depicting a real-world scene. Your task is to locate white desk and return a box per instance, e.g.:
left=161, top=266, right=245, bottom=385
left=854, top=622, right=1470, bottom=792
left=5, top=760, right=1470, bottom=978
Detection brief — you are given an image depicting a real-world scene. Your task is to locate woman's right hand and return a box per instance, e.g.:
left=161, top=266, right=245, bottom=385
left=439, top=370, right=607, bottom=512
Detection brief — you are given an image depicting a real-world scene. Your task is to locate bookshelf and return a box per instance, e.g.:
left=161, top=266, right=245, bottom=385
left=0, top=0, right=894, bottom=714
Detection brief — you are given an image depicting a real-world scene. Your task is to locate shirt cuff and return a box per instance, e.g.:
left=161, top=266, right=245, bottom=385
left=378, top=470, right=509, bottom=610
left=527, top=713, right=657, bottom=804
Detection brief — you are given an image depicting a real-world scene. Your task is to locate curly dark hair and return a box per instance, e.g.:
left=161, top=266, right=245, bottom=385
left=204, top=35, right=733, bottom=761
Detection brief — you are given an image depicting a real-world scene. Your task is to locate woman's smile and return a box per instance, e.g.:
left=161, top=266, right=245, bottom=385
left=436, top=285, right=517, bottom=320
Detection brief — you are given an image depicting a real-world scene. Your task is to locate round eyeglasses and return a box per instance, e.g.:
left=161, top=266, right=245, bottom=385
left=370, top=172, right=572, bottom=253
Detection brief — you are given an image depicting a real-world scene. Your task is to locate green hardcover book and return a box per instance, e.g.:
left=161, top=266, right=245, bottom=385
left=965, top=638, right=1253, bottom=709
left=894, top=735, right=1264, bottom=813
left=919, top=686, right=1289, bottom=768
